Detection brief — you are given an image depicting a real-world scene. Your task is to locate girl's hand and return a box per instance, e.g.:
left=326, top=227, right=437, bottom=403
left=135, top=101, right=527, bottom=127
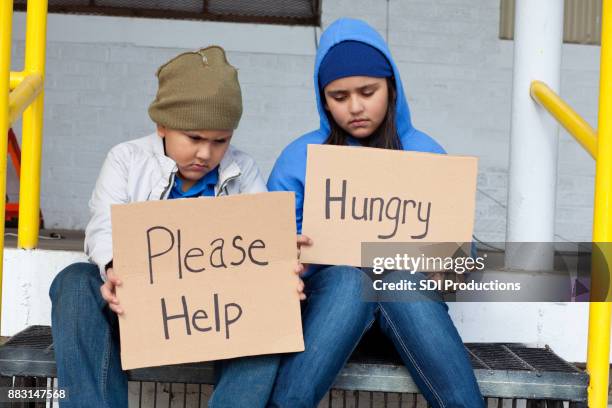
left=296, top=235, right=313, bottom=300
left=100, top=267, right=124, bottom=315
left=297, top=234, right=312, bottom=262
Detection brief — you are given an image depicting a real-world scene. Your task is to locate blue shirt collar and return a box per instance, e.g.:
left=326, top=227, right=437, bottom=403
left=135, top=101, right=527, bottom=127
left=169, top=166, right=219, bottom=199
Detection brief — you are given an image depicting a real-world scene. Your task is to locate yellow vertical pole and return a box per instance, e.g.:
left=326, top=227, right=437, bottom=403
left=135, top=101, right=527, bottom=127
left=0, top=0, right=14, bottom=330
left=17, top=0, right=47, bottom=249
left=587, top=0, right=612, bottom=406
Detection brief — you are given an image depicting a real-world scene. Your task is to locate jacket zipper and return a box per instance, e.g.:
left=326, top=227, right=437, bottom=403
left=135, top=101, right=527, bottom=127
left=217, top=174, right=240, bottom=196
left=160, top=171, right=176, bottom=199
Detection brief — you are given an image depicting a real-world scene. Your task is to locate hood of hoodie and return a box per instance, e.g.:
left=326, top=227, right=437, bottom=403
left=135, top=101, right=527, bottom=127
left=314, top=18, right=415, bottom=143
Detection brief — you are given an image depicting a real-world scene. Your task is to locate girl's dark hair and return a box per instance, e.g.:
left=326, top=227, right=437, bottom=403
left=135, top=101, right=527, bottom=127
left=323, top=77, right=401, bottom=150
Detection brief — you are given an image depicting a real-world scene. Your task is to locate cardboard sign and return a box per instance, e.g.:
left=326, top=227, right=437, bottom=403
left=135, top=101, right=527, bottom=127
left=111, top=192, right=304, bottom=370
left=301, top=145, right=478, bottom=266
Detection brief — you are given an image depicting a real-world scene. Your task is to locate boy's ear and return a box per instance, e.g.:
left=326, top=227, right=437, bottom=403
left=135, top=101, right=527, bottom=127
left=156, top=124, right=166, bottom=138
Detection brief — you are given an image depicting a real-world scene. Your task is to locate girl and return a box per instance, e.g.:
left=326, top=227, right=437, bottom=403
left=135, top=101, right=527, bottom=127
left=49, top=46, right=306, bottom=408
left=266, top=18, right=484, bottom=407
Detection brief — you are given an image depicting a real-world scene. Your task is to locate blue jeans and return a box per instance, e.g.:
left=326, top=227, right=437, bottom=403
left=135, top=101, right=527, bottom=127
left=49, top=262, right=279, bottom=408
left=267, top=266, right=484, bottom=408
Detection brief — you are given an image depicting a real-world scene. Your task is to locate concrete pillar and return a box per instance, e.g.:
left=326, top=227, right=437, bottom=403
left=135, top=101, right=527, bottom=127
left=506, top=0, right=564, bottom=271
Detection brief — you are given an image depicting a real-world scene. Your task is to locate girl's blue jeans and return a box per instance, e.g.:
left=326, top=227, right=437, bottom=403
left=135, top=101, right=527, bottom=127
left=267, top=265, right=485, bottom=408
left=49, top=262, right=279, bottom=408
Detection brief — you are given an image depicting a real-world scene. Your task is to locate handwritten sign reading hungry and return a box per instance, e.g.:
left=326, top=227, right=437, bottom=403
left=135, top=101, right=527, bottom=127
left=112, top=192, right=304, bottom=370
left=300, top=145, right=478, bottom=266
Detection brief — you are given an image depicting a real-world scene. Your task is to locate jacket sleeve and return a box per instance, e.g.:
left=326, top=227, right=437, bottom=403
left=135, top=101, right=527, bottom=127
left=267, top=149, right=306, bottom=234
left=238, top=154, right=267, bottom=194
left=84, top=145, right=131, bottom=281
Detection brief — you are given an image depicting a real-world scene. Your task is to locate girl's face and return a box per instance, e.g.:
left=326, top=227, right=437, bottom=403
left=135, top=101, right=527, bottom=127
left=157, top=125, right=232, bottom=189
left=323, top=76, right=389, bottom=139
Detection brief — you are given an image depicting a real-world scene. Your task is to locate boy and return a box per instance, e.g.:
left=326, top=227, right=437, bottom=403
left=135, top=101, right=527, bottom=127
left=49, top=46, right=305, bottom=407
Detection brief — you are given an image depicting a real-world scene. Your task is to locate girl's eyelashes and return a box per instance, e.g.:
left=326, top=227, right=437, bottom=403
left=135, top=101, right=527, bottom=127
left=214, top=139, right=228, bottom=144
left=327, top=89, right=376, bottom=101
left=361, top=86, right=378, bottom=96
left=326, top=92, right=346, bottom=102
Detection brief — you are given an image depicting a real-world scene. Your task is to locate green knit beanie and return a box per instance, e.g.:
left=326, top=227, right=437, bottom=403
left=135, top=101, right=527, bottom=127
left=148, top=46, right=242, bottom=130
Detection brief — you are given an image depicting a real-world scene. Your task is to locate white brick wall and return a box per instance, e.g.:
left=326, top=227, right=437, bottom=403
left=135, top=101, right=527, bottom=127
left=9, top=0, right=600, bottom=243
left=6, top=1, right=608, bottom=363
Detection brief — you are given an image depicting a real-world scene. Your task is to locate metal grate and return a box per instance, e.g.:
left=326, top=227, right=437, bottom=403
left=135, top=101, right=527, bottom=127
left=349, top=326, right=582, bottom=374
left=0, top=325, right=588, bottom=405
left=13, top=0, right=321, bottom=26
left=473, top=344, right=534, bottom=371
left=466, top=343, right=584, bottom=373
left=4, top=325, right=53, bottom=350
left=504, top=344, right=583, bottom=373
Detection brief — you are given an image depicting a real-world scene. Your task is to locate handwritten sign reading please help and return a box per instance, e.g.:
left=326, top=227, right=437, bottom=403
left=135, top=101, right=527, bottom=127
left=111, top=192, right=304, bottom=370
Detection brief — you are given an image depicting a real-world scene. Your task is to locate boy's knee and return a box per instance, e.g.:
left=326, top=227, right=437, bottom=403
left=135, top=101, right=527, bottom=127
left=49, top=262, right=100, bottom=302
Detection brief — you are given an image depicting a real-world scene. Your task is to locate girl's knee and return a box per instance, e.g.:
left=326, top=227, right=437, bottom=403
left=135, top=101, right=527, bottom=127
left=316, top=265, right=364, bottom=292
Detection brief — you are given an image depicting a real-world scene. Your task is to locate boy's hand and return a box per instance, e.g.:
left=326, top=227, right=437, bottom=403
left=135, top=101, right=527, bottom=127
left=100, top=267, right=124, bottom=315
left=296, top=235, right=313, bottom=301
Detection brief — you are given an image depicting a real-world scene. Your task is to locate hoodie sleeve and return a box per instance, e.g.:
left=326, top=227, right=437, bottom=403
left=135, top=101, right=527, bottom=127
left=406, top=129, right=447, bottom=154
left=84, top=145, right=131, bottom=282
left=267, top=146, right=306, bottom=234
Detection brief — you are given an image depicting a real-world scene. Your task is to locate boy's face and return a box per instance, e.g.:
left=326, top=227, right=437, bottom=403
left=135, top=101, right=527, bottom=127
left=323, top=76, right=389, bottom=139
left=157, top=125, right=233, bottom=186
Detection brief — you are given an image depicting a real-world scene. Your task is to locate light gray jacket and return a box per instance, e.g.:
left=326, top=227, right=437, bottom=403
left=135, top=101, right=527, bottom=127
left=84, top=133, right=267, bottom=280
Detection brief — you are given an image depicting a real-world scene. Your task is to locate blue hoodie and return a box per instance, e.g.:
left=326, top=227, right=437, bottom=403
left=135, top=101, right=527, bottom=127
left=267, top=17, right=445, bottom=235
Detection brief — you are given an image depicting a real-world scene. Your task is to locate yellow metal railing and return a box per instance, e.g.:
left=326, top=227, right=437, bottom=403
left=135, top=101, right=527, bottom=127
left=530, top=1, right=612, bottom=406
left=588, top=1, right=612, bottom=406
left=9, top=73, right=43, bottom=124
left=530, top=81, right=597, bottom=159
left=17, top=0, right=47, bottom=250
left=0, top=0, right=14, bottom=333
left=0, top=0, right=48, bottom=329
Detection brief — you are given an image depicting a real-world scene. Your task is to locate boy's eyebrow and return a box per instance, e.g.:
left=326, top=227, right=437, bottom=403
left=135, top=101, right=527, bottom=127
left=183, top=131, right=230, bottom=141
left=183, top=131, right=203, bottom=138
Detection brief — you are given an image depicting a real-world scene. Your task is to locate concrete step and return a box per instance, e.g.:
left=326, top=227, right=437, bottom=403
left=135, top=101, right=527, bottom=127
left=0, top=325, right=589, bottom=403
